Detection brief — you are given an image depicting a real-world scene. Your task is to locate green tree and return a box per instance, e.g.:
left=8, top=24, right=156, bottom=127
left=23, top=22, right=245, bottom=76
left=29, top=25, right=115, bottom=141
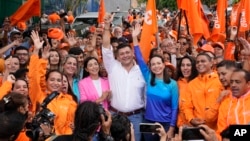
left=138, top=0, right=219, bottom=11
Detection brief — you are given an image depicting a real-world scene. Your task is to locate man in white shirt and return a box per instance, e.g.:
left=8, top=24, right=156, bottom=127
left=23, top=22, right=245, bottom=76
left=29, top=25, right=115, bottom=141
left=102, top=14, right=145, bottom=141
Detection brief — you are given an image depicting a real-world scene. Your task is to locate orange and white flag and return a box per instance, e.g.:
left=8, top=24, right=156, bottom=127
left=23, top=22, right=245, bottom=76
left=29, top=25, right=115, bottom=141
left=210, top=0, right=227, bottom=41
left=10, top=0, right=41, bottom=26
left=140, top=0, right=157, bottom=62
left=98, top=0, right=106, bottom=25
left=238, top=0, right=250, bottom=32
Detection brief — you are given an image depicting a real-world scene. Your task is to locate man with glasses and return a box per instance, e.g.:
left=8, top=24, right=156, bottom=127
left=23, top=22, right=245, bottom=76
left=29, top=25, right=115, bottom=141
left=14, top=47, right=29, bottom=69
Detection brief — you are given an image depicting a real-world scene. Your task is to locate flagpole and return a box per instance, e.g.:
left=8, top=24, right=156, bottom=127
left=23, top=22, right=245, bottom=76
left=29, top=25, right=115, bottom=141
left=225, top=9, right=228, bottom=41
left=177, top=9, right=182, bottom=40
left=183, top=11, right=190, bottom=35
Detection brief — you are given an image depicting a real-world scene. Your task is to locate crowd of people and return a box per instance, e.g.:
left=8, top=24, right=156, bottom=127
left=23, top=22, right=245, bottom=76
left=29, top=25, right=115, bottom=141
left=0, top=4, right=250, bottom=141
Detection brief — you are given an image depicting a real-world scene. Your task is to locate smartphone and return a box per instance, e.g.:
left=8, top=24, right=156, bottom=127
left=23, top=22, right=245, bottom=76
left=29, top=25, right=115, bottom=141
left=139, top=123, right=161, bottom=133
left=182, top=127, right=205, bottom=140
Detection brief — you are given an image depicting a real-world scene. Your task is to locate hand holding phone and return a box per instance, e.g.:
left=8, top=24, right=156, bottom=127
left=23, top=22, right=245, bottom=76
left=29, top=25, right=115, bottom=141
left=182, top=127, right=205, bottom=140
left=139, top=123, right=161, bottom=133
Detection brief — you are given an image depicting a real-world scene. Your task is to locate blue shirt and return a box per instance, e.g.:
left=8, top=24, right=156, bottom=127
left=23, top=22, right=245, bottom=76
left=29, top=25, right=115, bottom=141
left=134, top=45, right=179, bottom=126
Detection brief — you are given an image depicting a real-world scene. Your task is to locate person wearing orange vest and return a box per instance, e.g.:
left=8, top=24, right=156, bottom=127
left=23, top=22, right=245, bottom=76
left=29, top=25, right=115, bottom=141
left=183, top=53, right=223, bottom=130
left=217, top=69, right=250, bottom=140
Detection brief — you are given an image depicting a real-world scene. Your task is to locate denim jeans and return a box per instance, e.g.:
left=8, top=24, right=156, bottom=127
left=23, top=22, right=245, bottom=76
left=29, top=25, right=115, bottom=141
left=111, top=111, right=143, bottom=141
left=142, top=119, right=170, bottom=141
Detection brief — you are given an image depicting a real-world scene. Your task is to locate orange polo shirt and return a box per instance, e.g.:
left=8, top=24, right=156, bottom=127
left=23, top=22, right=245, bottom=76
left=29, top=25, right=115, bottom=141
left=183, top=72, right=223, bottom=130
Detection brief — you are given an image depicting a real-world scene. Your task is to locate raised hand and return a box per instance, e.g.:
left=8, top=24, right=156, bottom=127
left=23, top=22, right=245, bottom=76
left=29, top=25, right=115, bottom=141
left=31, top=30, right=44, bottom=50
left=42, top=44, right=51, bottom=59
left=104, top=13, right=115, bottom=24
left=239, top=37, right=250, bottom=56
left=67, top=32, right=77, bottom=47
left=132, top=23, right=141, bottom=38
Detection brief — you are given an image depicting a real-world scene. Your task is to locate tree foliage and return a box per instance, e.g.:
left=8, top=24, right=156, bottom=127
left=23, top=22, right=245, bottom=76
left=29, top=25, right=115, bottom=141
left=138, top=0, right=219, bottom=11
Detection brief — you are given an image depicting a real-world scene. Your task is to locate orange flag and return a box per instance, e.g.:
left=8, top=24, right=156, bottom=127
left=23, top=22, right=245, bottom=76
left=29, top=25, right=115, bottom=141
left=10, top=0, right=40, bottom=26
left=140, top=0, right=157, bottom=62
left=98, top=0, right=106, bottom=24
left=210, top=0, right=227, bottom=41
left=230, top=2, right=241, bottom=26
left=238, top=0, right=250, bottom=32
left=178, top=0, right=207, bottom=44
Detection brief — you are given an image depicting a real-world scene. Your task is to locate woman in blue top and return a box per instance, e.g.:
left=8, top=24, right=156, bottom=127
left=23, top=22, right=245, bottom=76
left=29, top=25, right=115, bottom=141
left=132, top=24, right=179, bottom=140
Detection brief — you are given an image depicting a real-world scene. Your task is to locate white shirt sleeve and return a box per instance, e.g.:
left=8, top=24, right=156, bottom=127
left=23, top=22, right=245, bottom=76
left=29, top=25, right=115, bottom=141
left=102, top=46, right=117, bottom=74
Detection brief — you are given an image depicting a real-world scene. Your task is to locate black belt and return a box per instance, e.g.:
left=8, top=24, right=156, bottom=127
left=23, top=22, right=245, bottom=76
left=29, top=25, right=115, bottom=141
left=109, top=106, right=143, bottom=116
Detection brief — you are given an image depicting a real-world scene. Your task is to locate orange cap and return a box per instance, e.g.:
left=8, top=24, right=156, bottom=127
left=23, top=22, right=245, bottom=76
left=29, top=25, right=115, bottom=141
left=16, top=22, right=27, bottom=31
left=48, top=28, right=64, bottom=40
left=212, top=42, right=224, bottom=50
left=197, top=44, right=215, bottom=54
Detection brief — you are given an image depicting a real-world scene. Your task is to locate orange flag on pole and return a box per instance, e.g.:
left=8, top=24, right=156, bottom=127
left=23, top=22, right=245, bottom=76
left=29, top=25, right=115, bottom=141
left=140, top=0, right=157, bottom=62
left=210, top=0, right=227, bottom=41
left=230, top=2, right=241, bottom=26
left=178, top=0, right=207, bottom=44
left=98, top=0, right=106, bottom=24
left=238, top=0, right=250, bottom=32
left=10, top=0, right=41, bottom=26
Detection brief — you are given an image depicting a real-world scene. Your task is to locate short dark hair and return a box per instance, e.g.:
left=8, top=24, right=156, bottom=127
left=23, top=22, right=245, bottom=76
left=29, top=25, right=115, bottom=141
left=68, top=47, right=84, bottom=56
left=233, top=69, right=250, bottom=82
left=197, top=52, right=212, bottom=61
left=0, top=111, right=26, bottom=140
left=216, top=60, right=239, bottom=69
left=110, top=114, right=131, bottom=141
left=116, top=43, right=132, bottom=52
left=13, top=46, right=29, bottom=54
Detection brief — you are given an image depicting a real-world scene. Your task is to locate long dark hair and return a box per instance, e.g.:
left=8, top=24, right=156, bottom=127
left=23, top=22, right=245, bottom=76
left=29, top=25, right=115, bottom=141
left=82, top=57, right=101, bottom=79
left=62, top=73, right=78, bottom=103
left=73, top=101, right=100, bottom=141
left=176, top=55, right=198, bottom=82
left=149, top=55, right=170, bottom=86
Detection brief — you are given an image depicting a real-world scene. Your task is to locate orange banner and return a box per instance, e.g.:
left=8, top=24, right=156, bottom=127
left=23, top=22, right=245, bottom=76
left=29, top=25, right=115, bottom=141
left=140, top=0, right=157, bottom=62
left=98, top=0, right=106, bottom=24
left=10, top=0, right=40, bottom=26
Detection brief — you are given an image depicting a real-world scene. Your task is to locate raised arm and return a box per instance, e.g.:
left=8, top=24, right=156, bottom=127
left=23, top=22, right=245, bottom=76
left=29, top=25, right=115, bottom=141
left=132, top=23, right=150, bottom=81
left=102, top=13, right=114, bottom=49
left=0, top=40, right=21, bottom=56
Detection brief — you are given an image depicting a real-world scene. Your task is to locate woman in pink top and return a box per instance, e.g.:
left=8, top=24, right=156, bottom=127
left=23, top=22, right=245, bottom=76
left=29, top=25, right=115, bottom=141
left=78, top=57, right=110, bottom=109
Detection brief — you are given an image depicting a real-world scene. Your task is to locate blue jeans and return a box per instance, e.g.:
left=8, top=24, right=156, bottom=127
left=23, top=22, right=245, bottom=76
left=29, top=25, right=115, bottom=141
left=111, top=111, right=143, bottom=141
left=143, top=119, right=170, bottom=141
